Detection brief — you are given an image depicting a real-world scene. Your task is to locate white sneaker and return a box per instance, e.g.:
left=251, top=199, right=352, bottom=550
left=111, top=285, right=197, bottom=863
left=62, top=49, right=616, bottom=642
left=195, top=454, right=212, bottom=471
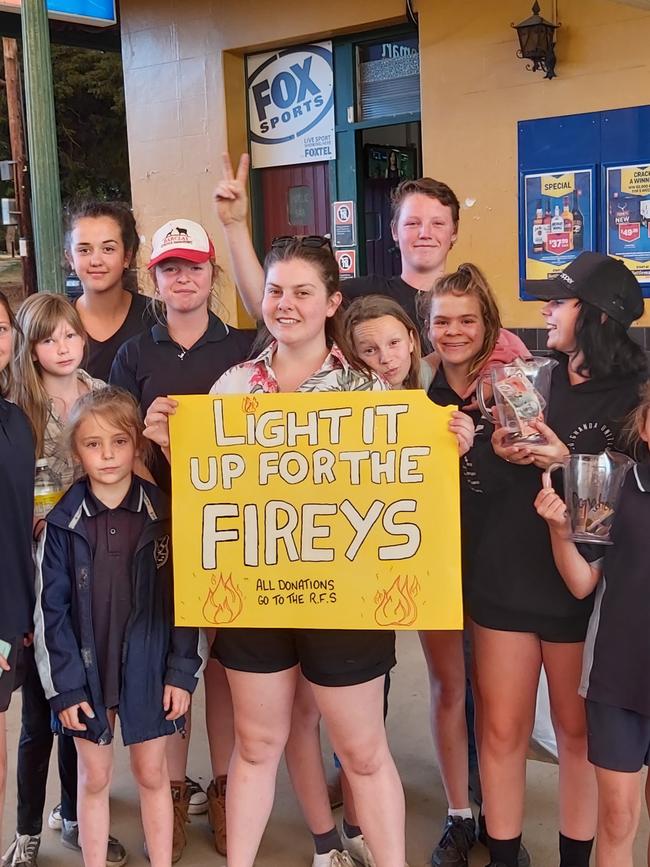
left=340, top=828, right=376, bottom=867
left=185, top=775, right=208, bottom=815
left=47, top=804, right=62, bottom=831
left=312, top=850, right=356, bottom=867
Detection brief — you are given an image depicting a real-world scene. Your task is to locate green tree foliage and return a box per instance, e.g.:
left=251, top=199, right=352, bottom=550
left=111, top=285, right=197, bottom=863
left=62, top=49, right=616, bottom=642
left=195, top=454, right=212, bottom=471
left=51, top=44, right=130, bottom=201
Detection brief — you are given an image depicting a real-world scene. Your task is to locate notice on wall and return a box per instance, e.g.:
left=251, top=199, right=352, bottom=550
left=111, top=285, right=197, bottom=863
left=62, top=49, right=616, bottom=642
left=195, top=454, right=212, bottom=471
left=522, top=169, right=593, bottom=281
left=334, top=249, right=357, bottom=279
left=333, top=201, right=356, bottom=247
left=605, top=164, right=650, bottom=285
left=170, top=392, right=462, bottom=630
left=246, top=41, right=336, bottom=169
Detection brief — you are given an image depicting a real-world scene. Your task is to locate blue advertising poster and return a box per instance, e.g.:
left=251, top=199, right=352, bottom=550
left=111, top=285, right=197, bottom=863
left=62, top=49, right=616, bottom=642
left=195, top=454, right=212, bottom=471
left=522, top=169, right=594, bottom=281
left=605, top=164, right=650, bottom=285
left=0, top=0, right=115, bottom=26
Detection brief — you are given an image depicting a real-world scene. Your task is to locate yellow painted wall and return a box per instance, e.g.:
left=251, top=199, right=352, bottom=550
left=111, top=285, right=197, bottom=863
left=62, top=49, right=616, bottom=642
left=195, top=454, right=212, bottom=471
left=417, top=0, right=650, bottom=326
left=120, top=0, right=650, bottom=327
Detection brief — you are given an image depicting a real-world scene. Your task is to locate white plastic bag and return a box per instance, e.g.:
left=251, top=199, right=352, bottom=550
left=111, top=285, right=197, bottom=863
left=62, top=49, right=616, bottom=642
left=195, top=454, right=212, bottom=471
left=530, top=668, right=558, bottom=762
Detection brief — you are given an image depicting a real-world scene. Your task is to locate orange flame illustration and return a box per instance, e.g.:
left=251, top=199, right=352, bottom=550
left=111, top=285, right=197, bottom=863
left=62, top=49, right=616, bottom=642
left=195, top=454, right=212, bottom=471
left=242, top=396, right=259, bottom=413
left=374, top=575, right=420, bottom=627
left=202, top=573, right=244, bottom=624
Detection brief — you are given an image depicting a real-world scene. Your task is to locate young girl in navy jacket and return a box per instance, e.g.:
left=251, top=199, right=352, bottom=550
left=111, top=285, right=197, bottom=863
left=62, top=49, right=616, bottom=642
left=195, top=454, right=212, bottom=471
left=34, top=387, right=206, bottom=867
left=535, top=383, right=650, bottom=867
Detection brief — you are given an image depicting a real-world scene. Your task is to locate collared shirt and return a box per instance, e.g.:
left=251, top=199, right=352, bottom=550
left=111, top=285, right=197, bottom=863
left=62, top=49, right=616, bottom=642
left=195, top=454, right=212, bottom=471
left=43, top=369, right=105, bottom=491
left=580, top=463, right=650, bottom=716
left=209, top=341, right=387, bottom=395
left=83, top=478, right=147, bottom=709
left=109, top=311, right=255, bottom=491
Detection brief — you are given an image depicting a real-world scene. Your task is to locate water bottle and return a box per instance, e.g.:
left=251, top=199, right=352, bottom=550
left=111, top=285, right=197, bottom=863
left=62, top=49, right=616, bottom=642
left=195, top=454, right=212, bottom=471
left=34, top=459, right=64, bottom=520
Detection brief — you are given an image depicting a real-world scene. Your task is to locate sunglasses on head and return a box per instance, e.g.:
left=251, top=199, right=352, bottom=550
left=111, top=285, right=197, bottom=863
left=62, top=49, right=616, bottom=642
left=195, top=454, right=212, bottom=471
left=270, top=234, right=333, bottom=253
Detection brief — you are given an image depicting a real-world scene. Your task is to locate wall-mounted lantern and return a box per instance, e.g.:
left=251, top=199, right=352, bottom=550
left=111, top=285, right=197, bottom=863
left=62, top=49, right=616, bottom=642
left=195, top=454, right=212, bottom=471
left=512, top=1, right=560, bottom=80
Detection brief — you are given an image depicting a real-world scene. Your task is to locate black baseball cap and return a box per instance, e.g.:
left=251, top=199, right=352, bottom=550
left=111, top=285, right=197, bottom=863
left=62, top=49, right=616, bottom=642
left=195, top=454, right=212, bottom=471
left=525, top=251, right=644, bottom=328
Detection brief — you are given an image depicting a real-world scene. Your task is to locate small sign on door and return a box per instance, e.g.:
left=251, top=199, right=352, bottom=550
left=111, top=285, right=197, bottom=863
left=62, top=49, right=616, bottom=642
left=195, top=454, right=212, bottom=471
left=335, top=248, right=356, bottom=280
left=332, top=200, right=356, bottom=247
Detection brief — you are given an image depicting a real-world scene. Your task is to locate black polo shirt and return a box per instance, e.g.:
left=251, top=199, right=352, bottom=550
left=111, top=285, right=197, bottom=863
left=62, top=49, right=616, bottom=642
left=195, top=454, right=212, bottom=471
left=83, top=479, right=146, bottom=709
left=0, top=398, right=35, bottom=639
left=109, top=312, right=255, bottom=490
left=78, top=292, right=159, bottom=381
left=580, top=464, right=650, bottom=716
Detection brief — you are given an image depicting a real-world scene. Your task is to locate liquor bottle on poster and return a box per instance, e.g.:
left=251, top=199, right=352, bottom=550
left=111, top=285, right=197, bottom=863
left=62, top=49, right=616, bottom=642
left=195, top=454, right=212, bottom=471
left=572, top=192, right=584, bottom=251
left=550, top=205, right=564, bottom=234
left=533, top=201, right=544, bottom=253
left=542, top=199, right=552, bottom=241
left=562, top=196, right=574, bottom=241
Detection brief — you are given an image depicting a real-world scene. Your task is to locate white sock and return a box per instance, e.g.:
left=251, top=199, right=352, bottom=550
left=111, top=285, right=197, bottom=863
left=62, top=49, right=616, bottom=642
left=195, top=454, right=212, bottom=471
left=448, top=807, right=473, bottom=820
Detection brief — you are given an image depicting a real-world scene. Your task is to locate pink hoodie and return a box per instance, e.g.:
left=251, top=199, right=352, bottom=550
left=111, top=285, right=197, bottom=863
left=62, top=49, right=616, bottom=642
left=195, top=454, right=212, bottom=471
left=425, top=328, right=532, bottom=399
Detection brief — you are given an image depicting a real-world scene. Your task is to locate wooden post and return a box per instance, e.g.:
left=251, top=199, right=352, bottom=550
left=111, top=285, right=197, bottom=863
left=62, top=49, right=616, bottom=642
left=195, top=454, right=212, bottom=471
left=21, top=0, right=65, bottom=294
left=2, top=37, right=37, bottom=297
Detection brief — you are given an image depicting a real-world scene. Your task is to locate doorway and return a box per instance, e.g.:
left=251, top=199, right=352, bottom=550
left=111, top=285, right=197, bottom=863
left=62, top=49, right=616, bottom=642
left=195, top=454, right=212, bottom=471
left=360, top=121, right=422, bottom=276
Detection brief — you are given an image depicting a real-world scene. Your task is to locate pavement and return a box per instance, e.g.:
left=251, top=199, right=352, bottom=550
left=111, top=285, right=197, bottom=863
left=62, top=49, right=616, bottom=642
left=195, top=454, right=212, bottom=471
left=1, top=632, right=647, bottom=866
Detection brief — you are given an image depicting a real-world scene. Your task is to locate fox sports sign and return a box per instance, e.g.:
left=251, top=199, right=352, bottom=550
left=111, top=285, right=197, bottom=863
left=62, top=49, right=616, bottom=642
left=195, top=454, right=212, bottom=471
left=246, top=41, right=335, bottom=169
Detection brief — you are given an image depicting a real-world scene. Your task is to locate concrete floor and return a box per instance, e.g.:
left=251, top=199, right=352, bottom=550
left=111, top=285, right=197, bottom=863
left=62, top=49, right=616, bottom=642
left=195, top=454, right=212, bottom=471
left=2, top=632, right=648, bottom=866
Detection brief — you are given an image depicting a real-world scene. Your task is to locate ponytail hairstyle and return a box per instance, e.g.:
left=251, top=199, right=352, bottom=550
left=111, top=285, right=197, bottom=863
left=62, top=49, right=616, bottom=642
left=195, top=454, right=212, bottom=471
left=11, top=293, right=87, bottom=456
left=0, top=290, right=19, bottom=397
left=254, top=237, right=370, bottom=374
left=64, top=199, right=140, bottom=292
left=344, top=294, right=422, bottom=389
left=427, top=263, right=502, bottom=378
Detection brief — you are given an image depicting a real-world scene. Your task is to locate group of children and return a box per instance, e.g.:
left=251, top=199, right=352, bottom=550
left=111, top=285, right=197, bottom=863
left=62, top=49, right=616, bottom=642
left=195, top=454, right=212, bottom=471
left=0, top=159, right=648, bottom=867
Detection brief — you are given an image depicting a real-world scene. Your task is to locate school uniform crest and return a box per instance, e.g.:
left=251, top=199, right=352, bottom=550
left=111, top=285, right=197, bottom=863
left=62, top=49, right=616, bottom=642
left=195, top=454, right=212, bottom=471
left=154, top=535, right=170, bottom=569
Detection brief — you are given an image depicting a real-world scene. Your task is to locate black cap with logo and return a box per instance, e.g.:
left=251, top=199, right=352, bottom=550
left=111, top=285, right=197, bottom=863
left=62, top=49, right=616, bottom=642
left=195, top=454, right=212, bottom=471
left=525, top=251, right=645, bottom=328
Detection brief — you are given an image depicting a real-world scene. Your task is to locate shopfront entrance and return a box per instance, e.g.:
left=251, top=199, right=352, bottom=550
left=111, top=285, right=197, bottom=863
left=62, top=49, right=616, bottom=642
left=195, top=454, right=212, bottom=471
left=249, top=27, right=421, bottom=278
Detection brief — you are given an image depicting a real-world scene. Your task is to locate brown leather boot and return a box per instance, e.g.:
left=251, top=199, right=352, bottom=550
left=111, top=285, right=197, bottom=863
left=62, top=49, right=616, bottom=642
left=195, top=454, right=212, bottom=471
left=170, top=780, right=191, bottom=863
left=206, top=775, right=227, bottom=855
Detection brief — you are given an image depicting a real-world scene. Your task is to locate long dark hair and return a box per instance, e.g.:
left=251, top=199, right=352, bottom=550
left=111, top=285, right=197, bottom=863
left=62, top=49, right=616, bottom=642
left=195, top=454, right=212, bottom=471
left=573, top=301, right=647, bottom=380
left=0, top=290, right=19, bottom=397
left=254, top=239, right=370, bottom=374
left=64, top=199, right=140, bottom=292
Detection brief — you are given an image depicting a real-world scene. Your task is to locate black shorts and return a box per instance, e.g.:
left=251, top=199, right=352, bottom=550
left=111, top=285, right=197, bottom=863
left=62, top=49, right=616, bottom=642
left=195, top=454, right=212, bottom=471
left=0, top=637, right=27, bottom=713
left=469, top=600, right=589, bottom=643
left=212, top=628, right=396, bottom=688
left=586, top=699, right=650, bottom=773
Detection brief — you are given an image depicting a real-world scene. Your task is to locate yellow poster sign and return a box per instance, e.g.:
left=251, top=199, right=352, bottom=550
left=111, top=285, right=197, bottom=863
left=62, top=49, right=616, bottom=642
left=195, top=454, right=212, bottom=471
left=169, top=391, right=462, bottom=630
left=541, top=173, right=575, bottom=198
left=621, top=166, right=650, bottom=197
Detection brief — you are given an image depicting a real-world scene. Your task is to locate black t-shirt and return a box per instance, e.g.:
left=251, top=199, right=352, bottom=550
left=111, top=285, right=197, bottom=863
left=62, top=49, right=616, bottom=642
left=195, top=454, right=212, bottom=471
left=468, top=354, right=645, bottom=625
left=109, top=312, right=255, bottom=491
left=426, top=366, right=491, bottom=583
left=0, top=398, right=35, bottom=639
left=581, top=465, right=650, bottom=715
left=343, top=275, right=427, bottom=335
left=78, top=292, right=159, bottom=381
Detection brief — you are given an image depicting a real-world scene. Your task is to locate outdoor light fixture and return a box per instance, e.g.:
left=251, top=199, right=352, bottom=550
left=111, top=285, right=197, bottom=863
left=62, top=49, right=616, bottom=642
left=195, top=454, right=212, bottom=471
left=512, top=1, right=560, bottom=80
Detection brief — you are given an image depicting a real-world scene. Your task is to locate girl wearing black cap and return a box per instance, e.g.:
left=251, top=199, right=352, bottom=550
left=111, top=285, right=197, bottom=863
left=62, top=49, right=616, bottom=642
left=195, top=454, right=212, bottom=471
left=469, top=252, right=647, bottom=867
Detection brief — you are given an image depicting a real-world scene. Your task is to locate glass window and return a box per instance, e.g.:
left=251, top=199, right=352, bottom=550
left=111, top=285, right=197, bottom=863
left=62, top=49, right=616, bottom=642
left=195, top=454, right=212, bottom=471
left=357, top=35, right=420, bottom=121
left=288, top=186, right=314, bottom=226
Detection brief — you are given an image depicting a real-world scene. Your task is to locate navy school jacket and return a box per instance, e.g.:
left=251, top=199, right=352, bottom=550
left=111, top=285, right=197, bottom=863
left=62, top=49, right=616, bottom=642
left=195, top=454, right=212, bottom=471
left=33, top=476, right=207, bottom=745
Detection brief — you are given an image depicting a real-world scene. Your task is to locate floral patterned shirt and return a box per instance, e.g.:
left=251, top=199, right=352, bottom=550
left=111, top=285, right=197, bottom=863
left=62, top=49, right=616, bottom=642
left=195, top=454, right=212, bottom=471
left=43, top=369, right=105, bottom=490
left=209, top=342, right=387, bottom=395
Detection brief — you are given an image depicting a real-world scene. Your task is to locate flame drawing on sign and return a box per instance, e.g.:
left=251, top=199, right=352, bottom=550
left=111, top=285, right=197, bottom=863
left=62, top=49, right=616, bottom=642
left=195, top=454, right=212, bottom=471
left=374, top=575, right=420, bottom=627
left=202, top=574, right=244, bottom=624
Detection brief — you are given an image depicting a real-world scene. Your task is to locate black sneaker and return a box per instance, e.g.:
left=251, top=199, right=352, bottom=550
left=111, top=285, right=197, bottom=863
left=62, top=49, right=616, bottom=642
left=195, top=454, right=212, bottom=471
left=477, top=813, right=531, bottom=867
left=431, top=815, right=476, bottom=867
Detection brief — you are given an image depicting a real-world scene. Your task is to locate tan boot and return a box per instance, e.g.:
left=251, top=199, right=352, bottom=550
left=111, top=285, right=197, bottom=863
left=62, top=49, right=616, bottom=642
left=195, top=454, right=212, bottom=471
left=206, top=775, right=227, bottom=855
left=170, top=780, right=190, bottom=863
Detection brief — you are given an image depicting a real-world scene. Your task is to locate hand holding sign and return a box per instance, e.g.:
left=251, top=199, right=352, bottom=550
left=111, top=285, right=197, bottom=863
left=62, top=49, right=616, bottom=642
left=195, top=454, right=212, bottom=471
left=214, top=153, right=250, bottom=227
left=170, top=392, right=463, bottom=630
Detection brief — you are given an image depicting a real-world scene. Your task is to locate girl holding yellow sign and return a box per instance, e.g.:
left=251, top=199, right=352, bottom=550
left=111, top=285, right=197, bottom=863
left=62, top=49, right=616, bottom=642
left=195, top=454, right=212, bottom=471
left=144, top=237, right=407, bottom=867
